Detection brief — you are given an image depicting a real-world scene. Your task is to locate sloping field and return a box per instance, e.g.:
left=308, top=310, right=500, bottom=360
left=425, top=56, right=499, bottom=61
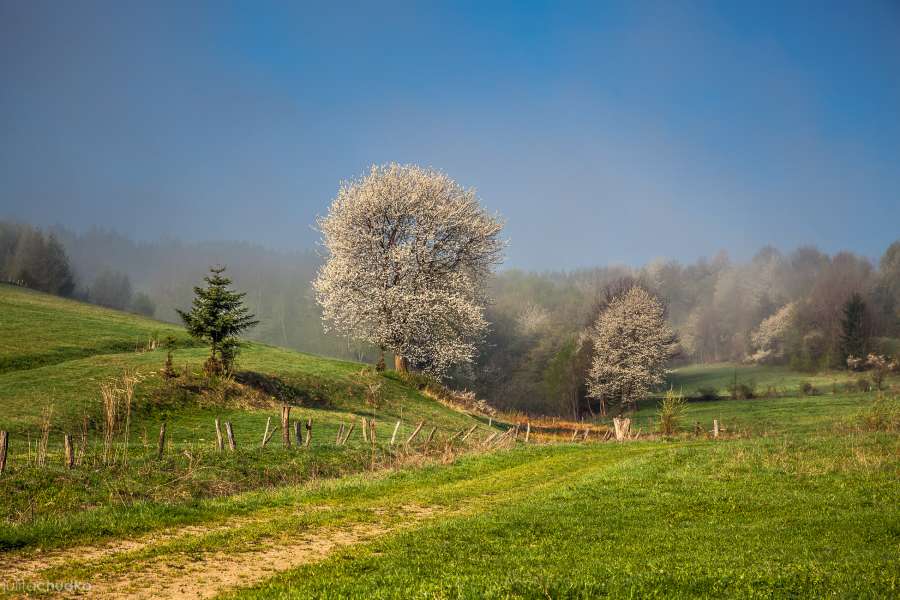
left=0, top=284, right=897, bottom=598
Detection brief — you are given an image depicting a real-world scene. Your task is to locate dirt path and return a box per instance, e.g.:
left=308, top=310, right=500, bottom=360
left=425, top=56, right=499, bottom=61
left=0, top=513, right=268, bottom=584
left=2, top=505, right=439, bottom=600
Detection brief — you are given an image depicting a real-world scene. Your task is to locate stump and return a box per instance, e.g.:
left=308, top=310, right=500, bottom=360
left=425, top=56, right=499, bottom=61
left=612, top=418, right=631, bottom=441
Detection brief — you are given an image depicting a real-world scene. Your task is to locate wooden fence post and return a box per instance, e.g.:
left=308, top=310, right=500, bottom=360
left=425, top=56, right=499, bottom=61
left=336, top=423, right=345, bottom=445
left=261, top=416, right=272, bottom=448
left=226, top=421, right=236, bottom=450
left=390, top=420, right=401, bottom=445
left=361, top=418, right=369, bottom=443
left=424, top=427, right=436, bottom=445
left=281, top=406, right=291, bottom=448
left=294, top=421, right=303, bottom=447
left=461, top=424, right=478, bottom=442
left=215, top=418, right=224, bottom=451
left=713, top=419, right=720, bottom=439
left=156, top=423, right=166, bottom=460
left=369, top=420, right=377, bottom=444
left=0, top=431, right=9, bottom=476
left=342, top=422, right=355, bottom=445
left=64, top=434, right=74, bottom=469
left=304, top=418, right=312, bottom=448
left=525, top=422, right=531, bottom=443
left=405, top=421, right=424, bottom=445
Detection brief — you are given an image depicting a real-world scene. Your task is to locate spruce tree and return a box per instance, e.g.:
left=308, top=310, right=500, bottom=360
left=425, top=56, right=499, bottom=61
left=840, top=292, right=868, bottom=363
left=177, top=266, right=258, bottom=375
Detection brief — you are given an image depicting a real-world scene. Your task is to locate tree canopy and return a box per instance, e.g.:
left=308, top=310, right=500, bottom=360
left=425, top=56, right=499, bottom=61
left=314, top=164, right=504, bottom=377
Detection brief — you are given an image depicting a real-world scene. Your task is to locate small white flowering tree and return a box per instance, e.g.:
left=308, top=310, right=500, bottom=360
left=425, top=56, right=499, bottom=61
left=587, top=286, right=676, bottom=411
left=313, top=164, right=504, bottom=377
left=748, top=302, right=796, bottom=364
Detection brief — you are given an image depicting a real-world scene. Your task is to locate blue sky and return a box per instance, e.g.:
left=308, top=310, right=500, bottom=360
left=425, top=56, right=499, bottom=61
left=1, top=1, right=898, bottom=269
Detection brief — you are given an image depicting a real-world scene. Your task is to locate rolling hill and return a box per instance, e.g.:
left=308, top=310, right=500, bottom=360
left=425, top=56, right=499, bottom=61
left=0, top=283, right=896, bottom=598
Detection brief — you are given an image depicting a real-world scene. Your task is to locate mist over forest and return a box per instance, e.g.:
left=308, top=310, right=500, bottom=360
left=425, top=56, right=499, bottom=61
left=3, top=219, right=897, bottom=417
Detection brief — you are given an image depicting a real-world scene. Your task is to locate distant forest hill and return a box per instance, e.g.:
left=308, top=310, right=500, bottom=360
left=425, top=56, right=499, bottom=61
left=2, top=219, right=898, bottom=416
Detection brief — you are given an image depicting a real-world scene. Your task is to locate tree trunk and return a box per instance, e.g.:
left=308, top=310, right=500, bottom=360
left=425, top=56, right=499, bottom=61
left=394, top=355, right=408, bottom=373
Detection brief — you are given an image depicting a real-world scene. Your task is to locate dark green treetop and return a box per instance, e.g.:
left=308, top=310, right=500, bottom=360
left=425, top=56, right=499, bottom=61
left=840, top=292, right=868, bottom=363
left=177, top=266, right=259, bottom=374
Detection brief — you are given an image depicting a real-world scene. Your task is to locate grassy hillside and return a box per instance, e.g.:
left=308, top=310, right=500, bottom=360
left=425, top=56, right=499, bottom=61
left=0, top=284, right=896, bottom=598
left=666, top=362, right=872, bottom=397
left=0, top=284, right=487, bottom=535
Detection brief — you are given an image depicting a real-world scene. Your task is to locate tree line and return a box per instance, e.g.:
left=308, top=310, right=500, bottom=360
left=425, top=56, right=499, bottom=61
left=4, top=184, right=898, bottom=418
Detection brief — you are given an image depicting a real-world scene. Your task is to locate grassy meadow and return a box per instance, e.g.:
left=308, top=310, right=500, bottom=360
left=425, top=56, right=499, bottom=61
left=0, top=283, right=897, bottom=598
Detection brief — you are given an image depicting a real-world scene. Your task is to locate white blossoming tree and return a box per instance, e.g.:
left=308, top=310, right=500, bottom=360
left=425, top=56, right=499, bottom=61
left=748, top=302, right=796, bottom=364
left=313, top=164, right=504, bottom=377
left=587, top=286, right=677, bottom=410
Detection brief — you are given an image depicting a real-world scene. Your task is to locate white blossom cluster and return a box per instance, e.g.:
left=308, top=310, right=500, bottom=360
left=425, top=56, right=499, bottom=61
left=747, top=302, right=796, bottom=364
left=313, top=164, right=504, bottom=377
left=587, top=286, right=676, bottom=408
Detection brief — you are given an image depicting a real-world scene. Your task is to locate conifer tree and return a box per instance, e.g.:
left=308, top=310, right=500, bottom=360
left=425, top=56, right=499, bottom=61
left=840, top=292, right=868, bottom=363
left=177, top=266, right=258, bottom=374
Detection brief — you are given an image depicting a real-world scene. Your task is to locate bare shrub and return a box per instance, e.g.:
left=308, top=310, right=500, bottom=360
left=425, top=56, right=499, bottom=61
left=858, top=394, right=899, bottom=432
left=36, top=405, right=53, bottom=466
left=657, top=389, right=686, bottom=436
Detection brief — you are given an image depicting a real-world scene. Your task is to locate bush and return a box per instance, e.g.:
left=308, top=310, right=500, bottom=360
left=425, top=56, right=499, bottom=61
left=800, top=381, right=821, bottom=396
left=761, top=386, right=779, bottom=398
left=694, top=386, right=719, bottom=401
left=729, top=381, right=755, bottom=400
left=858, top=394, right=899, bottom=432
left=657, top=388, right=686, bottom=436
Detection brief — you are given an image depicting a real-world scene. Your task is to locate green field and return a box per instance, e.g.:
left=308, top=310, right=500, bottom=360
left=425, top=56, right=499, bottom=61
left=0, top=284, right=485, bottom=544
left=0, top=284, right=897, bottom=598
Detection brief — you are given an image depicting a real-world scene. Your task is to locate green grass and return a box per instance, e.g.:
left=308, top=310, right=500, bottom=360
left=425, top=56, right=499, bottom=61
left=0, top=284, right=194, bottom=374
left=209, top=433, right=893, bottom=599
left=0, top=285, right=483, bottom=540
left=12, top=432, right=897, bottom=598
left=1, top=285, right=897, bottom=598
left=666, top=362, right=877, bottom=397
